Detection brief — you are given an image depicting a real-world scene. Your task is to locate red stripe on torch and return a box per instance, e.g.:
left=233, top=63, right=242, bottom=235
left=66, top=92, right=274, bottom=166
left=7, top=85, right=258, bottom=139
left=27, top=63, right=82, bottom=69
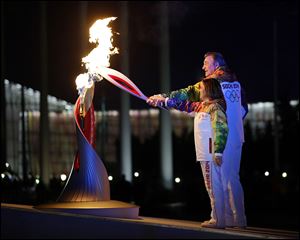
left=108, top=74, right=141, bottom=97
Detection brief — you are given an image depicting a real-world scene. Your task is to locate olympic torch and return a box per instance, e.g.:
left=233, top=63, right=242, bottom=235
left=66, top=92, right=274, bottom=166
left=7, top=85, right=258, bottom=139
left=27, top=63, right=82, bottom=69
left=93, top=67, right=167, bottom=110
left=75, top=73, right=100, bottom=129
left=76, top=17, right=166, bottom=110
left=35, top=17, right=140, bottom=219
left=75, top=17, right=119, bottom=122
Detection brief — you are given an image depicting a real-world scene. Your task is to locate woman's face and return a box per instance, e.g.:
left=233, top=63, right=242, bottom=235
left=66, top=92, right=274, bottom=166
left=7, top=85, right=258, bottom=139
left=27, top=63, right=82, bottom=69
left=199, top=81, right=208, bottom=101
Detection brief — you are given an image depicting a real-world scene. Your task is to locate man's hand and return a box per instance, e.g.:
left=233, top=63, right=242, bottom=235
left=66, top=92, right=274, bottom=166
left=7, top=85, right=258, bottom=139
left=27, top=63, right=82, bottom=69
left=147, top=94, right=166, bottom=107
left=214, top=155, right=222, bottom=166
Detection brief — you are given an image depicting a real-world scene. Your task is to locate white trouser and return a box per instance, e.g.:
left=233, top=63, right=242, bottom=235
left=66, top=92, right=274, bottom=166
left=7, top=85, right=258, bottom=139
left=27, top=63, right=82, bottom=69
left=200, top=161, right=225, bottom=227
left=221, top=141, right=247, bottom=226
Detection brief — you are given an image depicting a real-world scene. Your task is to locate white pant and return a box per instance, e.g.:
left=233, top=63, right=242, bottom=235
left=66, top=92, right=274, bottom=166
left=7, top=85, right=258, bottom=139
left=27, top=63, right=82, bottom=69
left=222, top=142, right=247, bottom=226
left=200, top=161, right=225, bottom=227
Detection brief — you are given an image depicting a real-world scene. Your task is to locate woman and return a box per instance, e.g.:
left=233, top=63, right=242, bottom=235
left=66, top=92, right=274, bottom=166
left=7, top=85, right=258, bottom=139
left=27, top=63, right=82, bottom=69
left=148, top=78, right=228, bottom=228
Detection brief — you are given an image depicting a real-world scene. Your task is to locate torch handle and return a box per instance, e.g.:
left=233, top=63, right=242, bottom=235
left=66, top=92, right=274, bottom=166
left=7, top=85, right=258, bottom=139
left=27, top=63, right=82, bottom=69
left=96, top=67, right=169, bottom=111
left=144, top=97, right=168, bottom=111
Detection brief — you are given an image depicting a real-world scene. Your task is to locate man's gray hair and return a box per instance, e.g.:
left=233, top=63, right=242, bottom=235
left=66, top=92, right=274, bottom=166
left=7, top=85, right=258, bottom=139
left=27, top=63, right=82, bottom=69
left=204, top=52, right=227, bottom=67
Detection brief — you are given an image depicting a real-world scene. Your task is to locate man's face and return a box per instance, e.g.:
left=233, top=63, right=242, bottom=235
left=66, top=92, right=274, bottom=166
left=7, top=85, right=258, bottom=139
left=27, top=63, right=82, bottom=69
left=202, top=56, right=218, bottom=77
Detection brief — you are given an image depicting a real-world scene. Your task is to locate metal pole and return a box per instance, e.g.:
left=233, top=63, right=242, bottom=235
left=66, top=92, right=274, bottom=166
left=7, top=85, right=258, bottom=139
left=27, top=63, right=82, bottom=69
left=160, top=1, right=173, bottom=190
left=273, top=17, right=280, bottom=172
left=120, top=1, right=132, bottom=182
left=39, top=1, right=50, bottom=184
left=21, top=86, right=28, bottom=181
left=1, top=1, right=7, bottom=172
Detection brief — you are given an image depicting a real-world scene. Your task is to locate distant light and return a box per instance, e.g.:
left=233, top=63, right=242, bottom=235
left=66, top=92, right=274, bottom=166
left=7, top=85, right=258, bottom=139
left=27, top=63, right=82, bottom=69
left=60, top=174, right=67, bottom=181
left=16, top=83, right=22, bottom=89
left=110, top=111, right=118, bottom=117
left=175, top=177, right=181, bottom=183
left=282, top=172, right=287, bottom=178
left=5, top=163, right=9, bottom=168
left=108, top=176, right=113, bottom=181
left=64, top=105, right=73, bottom=111
left=35, top=175, right=40, bottom=179
left=134, top=172, right=139, bottom=177
left=27, top=88, right=34, bottom=96
left=35, top=179, right=40, bottom=184
left=264, top=171, right=269, bottom=176
left=290, top=100, right=298, bottom=107
left=1, top=173, right=5, bottom=179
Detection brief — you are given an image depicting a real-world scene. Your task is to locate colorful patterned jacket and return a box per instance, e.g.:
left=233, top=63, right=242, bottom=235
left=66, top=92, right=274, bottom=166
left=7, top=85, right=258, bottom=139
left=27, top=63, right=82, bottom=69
left=166, top=98, right=228, bottom=156
left=162, top=67, right=248, bottom=117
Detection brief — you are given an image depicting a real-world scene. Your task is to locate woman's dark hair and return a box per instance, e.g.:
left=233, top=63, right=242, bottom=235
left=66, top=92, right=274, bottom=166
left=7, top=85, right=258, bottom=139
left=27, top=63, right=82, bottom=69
left=202, top=78, right=225, bottom=101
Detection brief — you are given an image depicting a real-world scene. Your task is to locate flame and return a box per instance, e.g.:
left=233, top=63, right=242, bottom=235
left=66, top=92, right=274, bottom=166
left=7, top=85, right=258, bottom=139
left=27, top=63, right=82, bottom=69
left=76, top=17, right=119, bottom=94
left=75, top=73, right=91, bottom=91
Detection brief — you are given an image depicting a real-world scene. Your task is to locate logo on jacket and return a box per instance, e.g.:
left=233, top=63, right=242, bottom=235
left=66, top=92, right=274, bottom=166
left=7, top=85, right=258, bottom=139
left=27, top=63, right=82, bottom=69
left=224, top=89, right=240, bottom=102
left=222, top=83, right=241, bottom=102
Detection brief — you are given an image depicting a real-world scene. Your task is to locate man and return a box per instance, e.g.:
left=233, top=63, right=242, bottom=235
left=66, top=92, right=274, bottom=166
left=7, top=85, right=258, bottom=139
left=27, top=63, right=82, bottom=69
left=147, top=52, right=248, bottom=228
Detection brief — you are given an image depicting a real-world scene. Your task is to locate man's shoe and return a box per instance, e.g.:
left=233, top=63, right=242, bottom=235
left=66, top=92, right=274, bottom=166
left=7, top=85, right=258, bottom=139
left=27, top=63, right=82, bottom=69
left=226, top=225, right=247, bottom=229
left=232, top=225, right=246, bottom=229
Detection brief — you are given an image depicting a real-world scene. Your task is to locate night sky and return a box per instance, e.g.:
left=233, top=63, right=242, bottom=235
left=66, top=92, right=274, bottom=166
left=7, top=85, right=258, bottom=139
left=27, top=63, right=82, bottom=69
left=2, top=1, right=299, bottom=110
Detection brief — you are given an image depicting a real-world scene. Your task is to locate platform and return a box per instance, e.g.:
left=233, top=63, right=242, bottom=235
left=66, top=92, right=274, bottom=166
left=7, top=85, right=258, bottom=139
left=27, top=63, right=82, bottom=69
left=34, top=200, right=139, bottom=219
left=1, top=203, right=299, bottom=239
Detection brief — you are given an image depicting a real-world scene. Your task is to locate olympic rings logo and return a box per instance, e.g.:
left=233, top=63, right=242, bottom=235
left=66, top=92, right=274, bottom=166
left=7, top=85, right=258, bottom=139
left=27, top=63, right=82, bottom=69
left=224, top=90, right=240, bottom=102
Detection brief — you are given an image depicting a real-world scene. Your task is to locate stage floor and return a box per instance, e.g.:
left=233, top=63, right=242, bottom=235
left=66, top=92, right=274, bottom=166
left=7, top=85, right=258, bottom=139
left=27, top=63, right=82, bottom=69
left=1, top=203, right=299, bottom=239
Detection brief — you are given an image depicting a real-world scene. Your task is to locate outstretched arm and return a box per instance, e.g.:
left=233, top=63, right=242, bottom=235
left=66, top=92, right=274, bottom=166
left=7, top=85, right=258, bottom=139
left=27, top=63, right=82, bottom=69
left=147, top=82, right=202, bottom=107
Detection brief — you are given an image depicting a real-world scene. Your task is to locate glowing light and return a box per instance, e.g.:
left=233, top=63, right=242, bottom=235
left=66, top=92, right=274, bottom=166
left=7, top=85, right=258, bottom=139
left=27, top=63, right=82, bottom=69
left=264, top=171, right=269, bottom=176
left=76, top=17, right=119, bottom=93
left=1, top=173, right=5, bottom=179
left=134, top=172, right=139, bottom=177
left=75, top=73, right=91, bottom=92
left=82, top=17, right=119, bottom=72
left=290, top=100, right=298, bottom=107
left=175, top=177, right=181, bottom=183
left=35, top=179, right=40, bottom=184
left=282, top=172, right=287, bottom=178
left=108, top=176, right=113, bottom=181
left=60, top=174, right=67, bottom=181
left=5, top=163, right=9, bottom=168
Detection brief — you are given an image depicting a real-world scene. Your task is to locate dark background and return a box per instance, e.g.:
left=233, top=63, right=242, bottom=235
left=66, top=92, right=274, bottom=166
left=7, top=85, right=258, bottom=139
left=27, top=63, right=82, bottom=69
left=2, top=1, right=299, bottom=110
left=1, top=0, right=299, bottom=232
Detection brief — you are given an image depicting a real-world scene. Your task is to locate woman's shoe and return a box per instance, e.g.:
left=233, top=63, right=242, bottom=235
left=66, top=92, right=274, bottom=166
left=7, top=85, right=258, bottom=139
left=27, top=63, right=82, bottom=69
left=201, top=220, right=225, bottom=229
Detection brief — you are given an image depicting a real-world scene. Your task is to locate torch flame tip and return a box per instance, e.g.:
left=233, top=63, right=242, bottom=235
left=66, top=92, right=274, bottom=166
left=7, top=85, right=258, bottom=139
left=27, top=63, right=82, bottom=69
left=76, top=16, right=119, bottom=94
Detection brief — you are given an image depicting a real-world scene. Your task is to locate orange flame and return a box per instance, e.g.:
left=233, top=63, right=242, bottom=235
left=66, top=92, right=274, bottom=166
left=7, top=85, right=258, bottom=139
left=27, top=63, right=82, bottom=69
left=76, top=17, right=119, bottom=93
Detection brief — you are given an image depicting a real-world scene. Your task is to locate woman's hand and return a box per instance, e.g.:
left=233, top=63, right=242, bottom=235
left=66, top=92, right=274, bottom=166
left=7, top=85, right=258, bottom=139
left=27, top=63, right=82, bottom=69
left=214, top=155, right=222, bottom=166
left=147, top=94, right=166, bottom=107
